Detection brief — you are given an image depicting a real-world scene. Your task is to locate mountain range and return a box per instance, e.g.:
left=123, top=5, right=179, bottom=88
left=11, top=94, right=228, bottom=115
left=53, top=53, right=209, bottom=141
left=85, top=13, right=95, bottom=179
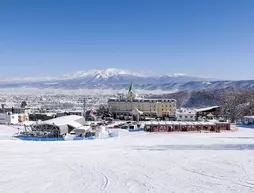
left=0, top=68, right=253, bottom=91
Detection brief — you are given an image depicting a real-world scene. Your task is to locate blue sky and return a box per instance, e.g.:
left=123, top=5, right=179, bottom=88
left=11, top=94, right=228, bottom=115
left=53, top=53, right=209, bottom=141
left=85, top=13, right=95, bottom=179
left=0, top=0, right=253, bottom=80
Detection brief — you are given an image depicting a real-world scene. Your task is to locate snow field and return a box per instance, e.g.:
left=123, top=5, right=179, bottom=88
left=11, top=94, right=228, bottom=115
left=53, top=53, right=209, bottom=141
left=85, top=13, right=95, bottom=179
left=0, top=126, right=254, bottom=192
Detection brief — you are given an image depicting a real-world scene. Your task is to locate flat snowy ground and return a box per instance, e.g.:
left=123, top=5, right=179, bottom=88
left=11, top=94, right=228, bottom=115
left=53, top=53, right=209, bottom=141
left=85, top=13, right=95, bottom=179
left=1, top=126, right=254, bottom=193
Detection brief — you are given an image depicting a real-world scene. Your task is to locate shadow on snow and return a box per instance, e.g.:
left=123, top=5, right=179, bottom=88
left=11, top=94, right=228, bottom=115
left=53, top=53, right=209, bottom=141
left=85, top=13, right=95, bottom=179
left=132, top=144, right=254, bottom=151
left=215, top=137, right=254, bottom=140
left=235, top=124, right=254, bottom=129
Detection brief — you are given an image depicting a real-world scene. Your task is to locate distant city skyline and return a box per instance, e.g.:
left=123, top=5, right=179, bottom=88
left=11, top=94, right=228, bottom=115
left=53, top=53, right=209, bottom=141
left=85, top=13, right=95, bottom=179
left=0, top=0, right=254, bottom=80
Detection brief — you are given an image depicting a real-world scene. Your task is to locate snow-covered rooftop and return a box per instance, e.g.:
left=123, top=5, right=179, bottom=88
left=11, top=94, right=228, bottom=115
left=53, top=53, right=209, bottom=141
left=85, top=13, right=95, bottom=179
left=43, top=115, right=85, bottom=126
left=243, top=116, right=254, bottom=119
left=195, top=106, right=220, bottom=112
left=144, top=121, right=224, bottom=126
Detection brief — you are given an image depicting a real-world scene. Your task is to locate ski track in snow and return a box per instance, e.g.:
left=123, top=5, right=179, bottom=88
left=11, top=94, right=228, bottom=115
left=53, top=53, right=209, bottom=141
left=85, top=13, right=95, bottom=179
left=1, top=126, right=254, bottom=192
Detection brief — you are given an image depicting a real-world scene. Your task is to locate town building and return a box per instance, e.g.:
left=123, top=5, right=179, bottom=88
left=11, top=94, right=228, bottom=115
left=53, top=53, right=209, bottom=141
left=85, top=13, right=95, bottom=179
left=176, top=108, right=196, bottom=121
left=56, top=109, right=84, bottom=117
left=108, top=83, right=176, bottom=120
left=0, top=104, right=30, bottom=124
left=0, top=104, right=30, bottom=122
left=0, top=106, right=29, bottom=114
left=0, top=113, right=24, bottom=125
left=195, top=106, right=221, bottom=121
left=29, top=109, right=84, bottom=121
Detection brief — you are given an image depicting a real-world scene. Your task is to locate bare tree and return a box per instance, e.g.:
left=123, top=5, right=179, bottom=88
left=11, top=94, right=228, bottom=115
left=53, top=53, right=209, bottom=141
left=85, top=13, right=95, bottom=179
left=220, top=89, right=254, bottom=123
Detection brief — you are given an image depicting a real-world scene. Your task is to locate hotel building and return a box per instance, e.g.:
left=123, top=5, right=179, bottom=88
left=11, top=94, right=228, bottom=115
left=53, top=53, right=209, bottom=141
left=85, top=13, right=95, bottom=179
left=108, top=83, right=176, bottom=120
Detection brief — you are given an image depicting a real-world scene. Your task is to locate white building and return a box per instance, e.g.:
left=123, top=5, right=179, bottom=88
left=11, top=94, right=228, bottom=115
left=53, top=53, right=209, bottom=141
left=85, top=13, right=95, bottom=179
left=29, top=115, right=90, bottom=137
left=0, top=113, right=20, bottom=124
left=176, top=108, right=196, bottom=121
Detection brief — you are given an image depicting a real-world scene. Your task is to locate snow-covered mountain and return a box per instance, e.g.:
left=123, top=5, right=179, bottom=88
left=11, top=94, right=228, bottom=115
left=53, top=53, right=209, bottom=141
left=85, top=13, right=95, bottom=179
left=61, top=69, right=211, bottom=83
left=0, top=68, right=210, bottom=84
left=0, top=68, right=253, bottom=91
left=63, top=68, right=145, bottom=79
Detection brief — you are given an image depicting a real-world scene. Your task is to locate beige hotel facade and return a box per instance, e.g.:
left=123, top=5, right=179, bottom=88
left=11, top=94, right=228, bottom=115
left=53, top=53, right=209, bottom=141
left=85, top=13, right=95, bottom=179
left=108, top=83, right=176, bottom=120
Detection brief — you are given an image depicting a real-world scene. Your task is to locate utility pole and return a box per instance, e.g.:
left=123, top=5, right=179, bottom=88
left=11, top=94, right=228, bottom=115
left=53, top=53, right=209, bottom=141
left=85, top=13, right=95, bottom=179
left=83, top=98, right=87, bottom=120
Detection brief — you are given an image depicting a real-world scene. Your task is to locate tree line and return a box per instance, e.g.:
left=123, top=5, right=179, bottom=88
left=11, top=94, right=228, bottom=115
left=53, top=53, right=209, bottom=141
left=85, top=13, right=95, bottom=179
left=220, top=89, right=254, bottom=123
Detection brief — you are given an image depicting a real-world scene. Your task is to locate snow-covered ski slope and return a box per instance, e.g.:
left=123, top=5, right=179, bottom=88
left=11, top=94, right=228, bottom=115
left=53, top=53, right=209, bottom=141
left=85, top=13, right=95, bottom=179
left=1, top=126, right=254, bottom=193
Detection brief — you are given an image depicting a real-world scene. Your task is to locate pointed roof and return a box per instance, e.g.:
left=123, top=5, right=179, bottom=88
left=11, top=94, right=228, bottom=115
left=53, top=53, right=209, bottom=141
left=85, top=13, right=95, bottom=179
left=128, top=82, right=134, bottom=92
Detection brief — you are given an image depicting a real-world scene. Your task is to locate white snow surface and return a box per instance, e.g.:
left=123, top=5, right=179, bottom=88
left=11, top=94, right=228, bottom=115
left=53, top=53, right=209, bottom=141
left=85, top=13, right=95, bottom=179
left=1, top=125, right=254, bottom=193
